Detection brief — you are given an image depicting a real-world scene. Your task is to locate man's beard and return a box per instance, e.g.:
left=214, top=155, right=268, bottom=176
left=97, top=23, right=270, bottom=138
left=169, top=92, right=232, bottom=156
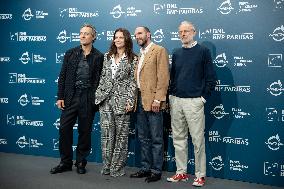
left=137, top=38, right=147, bottom=48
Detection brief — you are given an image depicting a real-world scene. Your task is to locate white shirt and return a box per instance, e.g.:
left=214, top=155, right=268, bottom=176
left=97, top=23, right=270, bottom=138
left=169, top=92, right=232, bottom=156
left=110, top=53, right=125, bottom=79
left=137, top=42, right=153, bottom=88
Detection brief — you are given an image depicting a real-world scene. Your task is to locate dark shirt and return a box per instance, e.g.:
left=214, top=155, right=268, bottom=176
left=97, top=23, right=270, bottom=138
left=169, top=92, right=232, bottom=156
left=169, top=43, right=216, bottom=100
left=75, top=54, right=90, bottom=89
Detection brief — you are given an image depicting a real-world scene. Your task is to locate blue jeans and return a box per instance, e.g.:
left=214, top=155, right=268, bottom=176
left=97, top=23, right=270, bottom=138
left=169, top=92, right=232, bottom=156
left=136, top=92, right=163, bottom=174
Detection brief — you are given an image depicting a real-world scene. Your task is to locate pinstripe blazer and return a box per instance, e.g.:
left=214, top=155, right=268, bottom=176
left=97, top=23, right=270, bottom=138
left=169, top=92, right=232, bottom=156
left=95, top=53, right=137, bottom=114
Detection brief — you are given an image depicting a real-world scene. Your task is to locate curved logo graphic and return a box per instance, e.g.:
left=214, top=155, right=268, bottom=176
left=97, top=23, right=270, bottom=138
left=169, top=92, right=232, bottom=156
left=19, top=52, right=30, bottom=64
left=18, top=94, right=30, bottom=106
left=209, top=156, right=224, bottom=171
left=53, top=118, right=60, bottom=129
left=217, top=0, right=234, bottom=15
left=153, top=29, right=164, bottom=43
left=269, top=25, right=284, bottom=42
left=110, top=5, right=125, bottom=18
left=267, top=80, right=284, bottom=96
left=22, top=8, right=34, bottom=20
left=210, top=104, right=229, bottom=119
left=16, top=136, right=29, bottom=148
left=214, top=53, right=228, bottom=67
left=57, top=30, right=69, bottom=43
left=265, top=134, right=283, bottom=151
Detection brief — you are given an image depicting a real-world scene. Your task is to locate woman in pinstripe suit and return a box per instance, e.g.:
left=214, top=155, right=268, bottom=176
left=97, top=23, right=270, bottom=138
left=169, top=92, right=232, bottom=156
left=95, top=28, right=137, bottom=177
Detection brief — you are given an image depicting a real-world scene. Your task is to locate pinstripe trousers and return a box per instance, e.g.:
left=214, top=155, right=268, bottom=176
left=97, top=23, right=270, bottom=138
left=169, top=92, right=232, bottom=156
left=99, top=96, right=130, bottom=177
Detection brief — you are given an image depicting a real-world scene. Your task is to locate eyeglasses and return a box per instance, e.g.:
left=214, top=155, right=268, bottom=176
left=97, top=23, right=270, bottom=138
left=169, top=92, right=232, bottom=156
left=80, top=32, right=91, bottom=36
left=178, top=29, right=195, bottom=35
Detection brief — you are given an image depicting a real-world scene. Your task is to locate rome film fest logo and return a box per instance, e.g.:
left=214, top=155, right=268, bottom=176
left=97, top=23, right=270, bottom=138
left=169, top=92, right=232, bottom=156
left=265, top=134, right=283, bottom=151
left=110, top=4, right=141, bottom=19
left=16, top=136, right=43, bottom=148
left=19, top=51, right=46, bottom=64
left=210, top=104, right=229, bottom=119
left=217, top=0, right=258, bottom=14
left=214, top=53, right=228, bottom=67
left=153, top=29, right=165, bottom=43
left=18, top=94, right=44, bottom=106
left=56, top=30, right=79, bottom=43
left=22, top=8, right=48, bottom=20
left=209, top=156, right=224, bottom=171
left=269, top=25, right=284, bottom=42
left=214, top=53, right=253, bottom=68
left=267, top=80, right=284, bottom=96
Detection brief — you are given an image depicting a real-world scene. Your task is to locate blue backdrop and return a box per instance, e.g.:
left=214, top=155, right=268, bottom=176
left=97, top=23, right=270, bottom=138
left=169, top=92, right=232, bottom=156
left=0, top=0, right=283, bottom=187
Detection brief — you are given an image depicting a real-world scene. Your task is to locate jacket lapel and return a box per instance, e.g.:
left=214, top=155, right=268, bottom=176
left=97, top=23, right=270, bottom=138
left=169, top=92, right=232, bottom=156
left=140, top=44, right=155, bottom=72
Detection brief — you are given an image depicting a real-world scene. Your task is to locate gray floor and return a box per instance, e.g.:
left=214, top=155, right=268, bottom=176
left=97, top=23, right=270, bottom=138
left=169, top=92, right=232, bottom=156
left=0, top=152, right=281, bottom=189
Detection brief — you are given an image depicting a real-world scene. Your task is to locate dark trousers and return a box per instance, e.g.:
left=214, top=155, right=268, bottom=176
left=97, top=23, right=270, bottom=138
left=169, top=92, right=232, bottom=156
left=59, top=89, right=95, bottom=166
left=136, top=91, right=164, bottom=174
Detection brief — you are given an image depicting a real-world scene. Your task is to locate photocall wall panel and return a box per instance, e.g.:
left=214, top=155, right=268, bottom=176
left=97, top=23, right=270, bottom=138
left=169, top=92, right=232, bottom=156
left=0, top=0, right=283, bottom=187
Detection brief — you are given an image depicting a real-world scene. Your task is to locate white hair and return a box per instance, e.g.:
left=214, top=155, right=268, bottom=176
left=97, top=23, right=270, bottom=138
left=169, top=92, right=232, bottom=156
left=179, top=21, right=196, bottom=31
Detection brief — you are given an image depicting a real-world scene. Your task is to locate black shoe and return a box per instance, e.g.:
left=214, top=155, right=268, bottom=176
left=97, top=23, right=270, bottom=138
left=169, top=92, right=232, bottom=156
left=130, top=170, right=151, bottom=178
left=75, top=162, right=86, bottom=174
left=50, top=164, right=72, bottom=174
left=145, top=173, right=161, bottom=183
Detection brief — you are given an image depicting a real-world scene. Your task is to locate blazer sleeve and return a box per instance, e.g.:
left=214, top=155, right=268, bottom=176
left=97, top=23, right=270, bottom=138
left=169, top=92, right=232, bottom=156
left=154, top=47, right=170, bottom=102
left=126, top=57, right=138, bottom=107
left=57, top=51, right=71, bottom=100
left=95, top=54, right=109, bottom=105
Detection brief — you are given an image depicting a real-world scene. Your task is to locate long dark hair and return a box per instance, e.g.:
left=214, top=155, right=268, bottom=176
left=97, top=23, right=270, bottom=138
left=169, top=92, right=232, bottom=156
left=107, top=28, right=137, bottom=63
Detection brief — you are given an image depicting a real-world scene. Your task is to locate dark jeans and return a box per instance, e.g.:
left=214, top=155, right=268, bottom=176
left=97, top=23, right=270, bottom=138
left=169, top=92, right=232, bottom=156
left=59, top=89, right=95, bottom=166
left=136, top=92, right=163, bottom=174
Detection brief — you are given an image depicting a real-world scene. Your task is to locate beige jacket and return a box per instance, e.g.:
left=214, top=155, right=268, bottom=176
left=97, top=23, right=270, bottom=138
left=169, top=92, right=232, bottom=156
left=134, top=43, right=170, bottom=111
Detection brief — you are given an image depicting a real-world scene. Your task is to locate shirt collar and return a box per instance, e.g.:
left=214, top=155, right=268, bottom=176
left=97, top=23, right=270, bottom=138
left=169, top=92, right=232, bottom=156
left=182, top=41, right=197, bottom=48
left=140, top=42, right=153, bottom=55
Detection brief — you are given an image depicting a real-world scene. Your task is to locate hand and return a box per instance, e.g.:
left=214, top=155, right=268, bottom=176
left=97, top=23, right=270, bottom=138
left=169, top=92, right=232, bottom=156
left=151, top=101, right=160, bottom=112
left=56, top=100, right=65, bottom=110
left=125, top=102, right=133, bottom=113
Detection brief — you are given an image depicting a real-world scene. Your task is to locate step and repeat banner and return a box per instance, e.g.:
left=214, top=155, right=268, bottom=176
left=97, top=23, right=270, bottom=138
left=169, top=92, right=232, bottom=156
left=0, top=0, right=283, bottom=187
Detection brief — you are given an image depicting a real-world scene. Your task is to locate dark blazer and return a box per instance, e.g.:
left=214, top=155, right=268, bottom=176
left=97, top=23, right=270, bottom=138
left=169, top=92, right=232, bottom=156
left=57, top=45, right=104, bottom=108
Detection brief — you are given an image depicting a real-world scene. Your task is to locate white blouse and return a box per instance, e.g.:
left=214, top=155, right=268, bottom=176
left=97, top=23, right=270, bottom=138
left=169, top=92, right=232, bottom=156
left=110, top=53, right=126, bottom=79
